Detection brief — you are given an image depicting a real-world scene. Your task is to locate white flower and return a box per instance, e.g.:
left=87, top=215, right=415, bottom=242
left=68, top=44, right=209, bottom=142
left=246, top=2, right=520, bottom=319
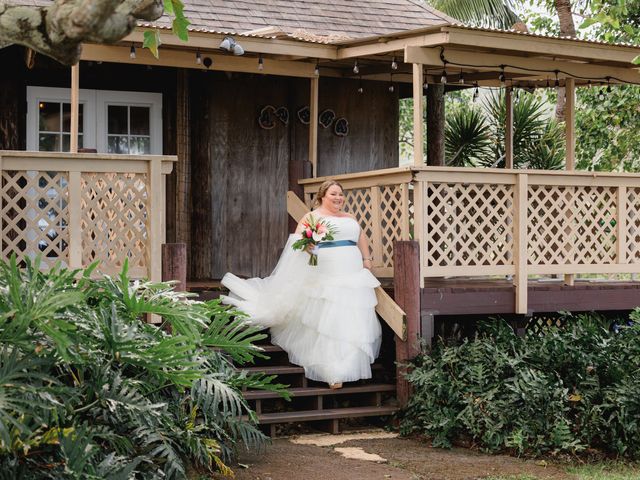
left=312, top=232, right=324, bottom=242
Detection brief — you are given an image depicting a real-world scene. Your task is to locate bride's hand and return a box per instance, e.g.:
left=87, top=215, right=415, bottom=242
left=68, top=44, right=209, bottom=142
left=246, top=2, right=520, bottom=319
left=363, top=259, right=372, bottom=270
left=305, top=243, right=316, bottom=254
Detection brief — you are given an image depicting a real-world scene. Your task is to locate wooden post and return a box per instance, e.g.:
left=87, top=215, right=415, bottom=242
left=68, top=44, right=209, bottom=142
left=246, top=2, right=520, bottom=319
left=564, top=78, right=576, bottom=285
left=393, top=240, right=421, bottom=408
left=309, top=76, right=319, bottom=177
left=148, top=159, right=163, bottom=284
left=70, top=63, right=80, bottom=153
left=505, top=87, right=514, bottom=169
left=426, top=84, right=444, bottom=166
left=175, top=69, right=191, bottom=251
left=162, top=243, right=187, bottom=290
left=412, top=64, right=424, bottom=166
left=513, top=173, right=528, bottom=314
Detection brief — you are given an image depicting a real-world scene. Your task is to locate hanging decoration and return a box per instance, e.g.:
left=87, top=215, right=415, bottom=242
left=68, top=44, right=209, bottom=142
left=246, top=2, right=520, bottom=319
left=297, top=106, right=311, bottom=125
left=258, top=105, right=276, bottom=129
left=275, top=107, right=289, bottom=125
left=334, top=118, right=349, bottom=137
left=319, top=109, right=336, bottom=128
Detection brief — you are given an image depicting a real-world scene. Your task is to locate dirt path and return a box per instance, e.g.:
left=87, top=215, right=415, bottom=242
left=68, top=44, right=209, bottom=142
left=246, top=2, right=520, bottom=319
left=222, top=430, right=575, bottom=480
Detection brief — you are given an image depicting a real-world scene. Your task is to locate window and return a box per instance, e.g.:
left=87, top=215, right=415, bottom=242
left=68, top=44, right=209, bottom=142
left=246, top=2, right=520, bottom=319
left=27, top=87, right=162, bottom=154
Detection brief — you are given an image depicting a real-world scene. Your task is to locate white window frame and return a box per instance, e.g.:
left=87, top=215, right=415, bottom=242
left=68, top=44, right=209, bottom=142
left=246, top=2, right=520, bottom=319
left=26, top=86, right=96, bottom=151
left=26, top=87, right=162, bottom=155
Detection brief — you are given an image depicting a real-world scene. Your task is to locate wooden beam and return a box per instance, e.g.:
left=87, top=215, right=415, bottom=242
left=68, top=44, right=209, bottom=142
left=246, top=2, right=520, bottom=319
left=505, top=87, right=513, bottom=169
left=70, top=63, right=79, bottom=153
left=404, top=46, right=640, bottom=85
left=514, top=173, right=528, bottom=314
left=412, top=63, right=424, bottom=167
left=287, top=190, right=309, bottom=222
left=81, top=44, right=317, bottom=78
left=309, top=76, right=319, bottom=177
left=444, top=27, right=640, bottom=65
left=336, top=31, right=448, bottom=60
left=125, top=28, right=338, bottom=60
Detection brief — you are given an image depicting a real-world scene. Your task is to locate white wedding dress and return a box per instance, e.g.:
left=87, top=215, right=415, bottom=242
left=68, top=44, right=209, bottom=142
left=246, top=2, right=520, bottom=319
left=220, top=216, right=382, bottom=384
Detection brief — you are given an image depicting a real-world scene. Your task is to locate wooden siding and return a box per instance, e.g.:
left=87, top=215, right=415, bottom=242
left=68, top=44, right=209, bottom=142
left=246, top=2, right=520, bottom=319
left=188, top=73, right=399, bottom=280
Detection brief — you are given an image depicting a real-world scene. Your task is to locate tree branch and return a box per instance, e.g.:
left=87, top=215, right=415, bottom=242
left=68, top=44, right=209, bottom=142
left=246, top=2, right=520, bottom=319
left=0, top=0, right=164, bottom=65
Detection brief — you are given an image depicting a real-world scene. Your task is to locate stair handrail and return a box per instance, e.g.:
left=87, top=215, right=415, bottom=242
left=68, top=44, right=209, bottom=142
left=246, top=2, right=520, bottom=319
left=287, top=190, right=407, bottom=341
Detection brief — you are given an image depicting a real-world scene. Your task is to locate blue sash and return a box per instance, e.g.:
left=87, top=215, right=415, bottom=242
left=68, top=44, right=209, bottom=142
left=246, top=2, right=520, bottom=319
left=318, top=240, right=357, bottom=248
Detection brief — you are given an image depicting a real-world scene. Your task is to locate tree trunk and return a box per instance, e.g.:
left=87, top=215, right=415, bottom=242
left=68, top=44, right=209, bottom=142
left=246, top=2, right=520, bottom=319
left=427, top=84, right=445, bottom=166
left=554, top=0, right=577, bottom=121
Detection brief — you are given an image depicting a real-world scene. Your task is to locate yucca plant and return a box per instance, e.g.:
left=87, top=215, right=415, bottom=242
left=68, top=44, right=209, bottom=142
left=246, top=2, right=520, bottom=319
left=0, top=256, right=288, bottom=479
left=445, top=105, right=493, bottom=167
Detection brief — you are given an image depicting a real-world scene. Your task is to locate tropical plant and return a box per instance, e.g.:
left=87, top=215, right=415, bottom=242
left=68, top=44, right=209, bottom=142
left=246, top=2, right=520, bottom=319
left=0, top=256, right=288, bottom=479
left=425, top=0, right=520, bottom=29
left=400, top=312, right=640, bottom=458
left=444, top=105, right=492, bottom=166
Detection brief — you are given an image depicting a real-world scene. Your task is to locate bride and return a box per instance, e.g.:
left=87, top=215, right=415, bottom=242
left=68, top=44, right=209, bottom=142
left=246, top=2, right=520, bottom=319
left=220, top=180, right=382, bottom=389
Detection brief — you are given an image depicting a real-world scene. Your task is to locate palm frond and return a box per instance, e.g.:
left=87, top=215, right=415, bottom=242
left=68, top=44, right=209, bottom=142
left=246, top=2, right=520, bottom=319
left=427, top=0, right=520, bottom=29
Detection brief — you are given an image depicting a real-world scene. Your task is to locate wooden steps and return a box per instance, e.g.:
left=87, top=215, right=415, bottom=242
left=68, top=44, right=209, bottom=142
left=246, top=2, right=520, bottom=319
left=240, top=344, right=397, bottom=436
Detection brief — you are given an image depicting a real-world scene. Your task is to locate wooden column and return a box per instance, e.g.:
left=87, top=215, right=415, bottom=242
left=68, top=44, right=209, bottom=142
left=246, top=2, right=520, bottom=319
left=162, top=243, right=187, bottom=291
left=514, top=173, right=528, bottom=314
left=393, top=240, right=421, bottom=407
left=426, top=84, right=444, bottom=166
left=175, top=70, right=191, bottom=264
left=564, top=78, right=576, bottom=286
left=309, top=76, right=319, bottom=177
left=505, top=87, right=514, bottom=169
left=412, top=64, right=424, bottom=166
left=70, top=63, right=80, bottom=153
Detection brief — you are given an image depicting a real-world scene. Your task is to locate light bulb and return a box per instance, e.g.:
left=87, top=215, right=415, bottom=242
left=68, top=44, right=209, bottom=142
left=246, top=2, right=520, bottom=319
left=391, top=57, right=398, bottom=70
left=440, top=70, right=447, bottom=84
left=195, top=51, right=202, bottom=65
left=129, top=44, right=136, bottom=59
left=353, top=60, right=359, bottom=74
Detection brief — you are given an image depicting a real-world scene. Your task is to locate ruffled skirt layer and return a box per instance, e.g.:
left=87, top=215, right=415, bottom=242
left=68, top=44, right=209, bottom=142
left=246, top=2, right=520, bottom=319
left=221, top=235, right=382, bottom=384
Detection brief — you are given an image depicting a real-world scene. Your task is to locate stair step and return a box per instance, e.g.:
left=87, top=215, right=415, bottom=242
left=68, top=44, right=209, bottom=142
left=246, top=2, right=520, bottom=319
left=241, top=363, right=384, bottom=376
left=244, top=383, right=395, bottom=400
left=255, top=405, right=397, bottom=424
left=256, top=344, right=284, bottom=353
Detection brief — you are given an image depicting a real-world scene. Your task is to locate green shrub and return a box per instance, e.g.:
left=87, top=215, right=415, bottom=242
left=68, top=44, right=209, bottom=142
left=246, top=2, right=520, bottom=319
left=0, top=257, right=288, bottom=479
left=400, top=313, right=640, bottom=458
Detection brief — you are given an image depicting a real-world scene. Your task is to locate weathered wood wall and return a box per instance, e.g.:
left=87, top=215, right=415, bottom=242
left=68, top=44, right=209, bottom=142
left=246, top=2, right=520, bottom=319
left=187, top=73, right=399, bottom=280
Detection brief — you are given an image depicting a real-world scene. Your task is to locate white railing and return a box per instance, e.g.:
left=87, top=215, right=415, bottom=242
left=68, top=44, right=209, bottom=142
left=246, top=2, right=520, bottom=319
left=0, top=151, right=175, bottom=281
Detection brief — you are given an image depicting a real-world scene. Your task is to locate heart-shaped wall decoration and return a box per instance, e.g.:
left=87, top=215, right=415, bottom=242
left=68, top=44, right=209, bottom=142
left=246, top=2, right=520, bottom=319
left=258, top=105, right=276, bottom=129
left=334, top=117, right=349, bottom=137
left=275, top=107, right=289, bottom=125
left=319, top=109, right=335, bottom=128
left=297, top=106, right=310, bottom=124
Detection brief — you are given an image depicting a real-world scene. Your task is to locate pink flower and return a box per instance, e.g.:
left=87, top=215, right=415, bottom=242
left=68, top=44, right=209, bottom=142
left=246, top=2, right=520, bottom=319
left=305, top=228, right=312, bottom=238
left=317, top=224, right=327, bottom=234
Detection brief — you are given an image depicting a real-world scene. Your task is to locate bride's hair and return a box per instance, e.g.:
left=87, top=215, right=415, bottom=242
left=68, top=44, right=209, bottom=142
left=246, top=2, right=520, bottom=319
left=313, top=180, right=344, bottom=208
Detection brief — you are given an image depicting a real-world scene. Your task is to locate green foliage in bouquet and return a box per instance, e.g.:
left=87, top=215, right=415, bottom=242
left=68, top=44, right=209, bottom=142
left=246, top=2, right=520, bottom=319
left=0, top=256, right=288, bottom=479
left=400, top=313, right=640, bottom=458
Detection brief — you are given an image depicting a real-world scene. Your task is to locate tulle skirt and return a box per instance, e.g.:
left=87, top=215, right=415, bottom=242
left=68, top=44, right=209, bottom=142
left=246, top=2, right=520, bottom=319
left=221, top=235, right=382, bottom=384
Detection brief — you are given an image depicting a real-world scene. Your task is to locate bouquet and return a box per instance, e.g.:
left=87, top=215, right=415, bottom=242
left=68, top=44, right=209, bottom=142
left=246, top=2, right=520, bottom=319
left=292, top=215, right=337, bottom=266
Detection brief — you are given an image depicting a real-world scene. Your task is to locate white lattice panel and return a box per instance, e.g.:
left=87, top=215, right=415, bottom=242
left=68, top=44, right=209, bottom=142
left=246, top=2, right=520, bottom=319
left=342, top=187, right=374, bottom=248
left=81, top=173, right=149, bottom=275
left=626, top=188, right=640, bottom=263
left=1, top=171, right=70, bottom=269
left=528, top=185, right=617, bottom=265
left=425, top=183, right=514, bottom=267
left=379, top=185, right=405, bottom=267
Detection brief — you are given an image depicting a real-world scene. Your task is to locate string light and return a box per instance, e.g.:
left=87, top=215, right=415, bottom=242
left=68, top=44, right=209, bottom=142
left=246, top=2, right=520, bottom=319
left=358, top=74, right=364, bottom=94
left=473, top=82, right=479, bottom=102
left=195, top=50, right=202, bottom=65
left=129, top=43, right=136, bottom=59
left=388, top=73, right=395, bottom=93
left=459, top=69, right=465, bottom=85
left=353, top=60, right=359, bottom=74
left=546, top=77, right=550, bottom=88
left=607, top=76, right=612, bottom=93
left=314, top=61, right=320, bottom=76
left=440, top=70, right=447, bottom=84
left=258, top=54, right=264, bottom=71
left=554, top=70, right=560, bottom=88
left=598, top=89, right=606, bottom=101
left=423, top=69, right=429, bottom=90
left=499, top=66, right=506, bottom=87
left=391, top=56, right=398, bottom=70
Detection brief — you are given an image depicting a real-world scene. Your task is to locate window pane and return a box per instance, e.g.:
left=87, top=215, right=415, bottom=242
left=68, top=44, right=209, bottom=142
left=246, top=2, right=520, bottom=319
left=39, top=102, right=61, bottom=132
left=129, top=136, right=150, bottom=155
left=108, top=105, right=128, bottom=134
left=62, top=134, right=83, bottom=152
left=108, top=136, right=129, bottom=154
left=39, top=133, right=61, bottom=151
left=130, top=106, right=150, bottom=135
left=62, top=103, right=84, bottom=133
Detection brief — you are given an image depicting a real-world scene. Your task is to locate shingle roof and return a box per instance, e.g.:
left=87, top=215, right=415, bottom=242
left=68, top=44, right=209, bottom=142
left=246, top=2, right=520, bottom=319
left=12, top=0, right=455, bottom=39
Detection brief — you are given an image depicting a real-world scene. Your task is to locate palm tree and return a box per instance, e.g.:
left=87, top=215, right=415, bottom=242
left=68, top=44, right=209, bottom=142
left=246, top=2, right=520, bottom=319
left=426, top=0, right=521, bottom=29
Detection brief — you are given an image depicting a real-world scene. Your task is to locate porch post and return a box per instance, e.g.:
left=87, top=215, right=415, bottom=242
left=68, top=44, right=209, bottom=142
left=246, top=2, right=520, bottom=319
left=426, top=84, right=444, bottom=166
left=412, top=64, right=424, bottom=166
left=564, top=78, right=576, bottom=286
left=309, top=76, right=319, bottom=177
left=505, top=87, right=514, bottom=169
left=70, top=63, right=80, bottom=153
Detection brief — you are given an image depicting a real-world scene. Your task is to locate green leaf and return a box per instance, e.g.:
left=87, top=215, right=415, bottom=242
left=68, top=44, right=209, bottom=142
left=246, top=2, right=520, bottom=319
left=632, top=55, right=640, bottom=65
left=143, top=29, right=161, bottom=58
left=172, top=17, right=190, bottom=42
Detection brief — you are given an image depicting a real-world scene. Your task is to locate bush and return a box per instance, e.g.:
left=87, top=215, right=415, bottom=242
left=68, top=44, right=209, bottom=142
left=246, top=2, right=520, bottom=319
left=400, top=313, right=640, bottom=458
left=0, top=257, right=288, bottom=479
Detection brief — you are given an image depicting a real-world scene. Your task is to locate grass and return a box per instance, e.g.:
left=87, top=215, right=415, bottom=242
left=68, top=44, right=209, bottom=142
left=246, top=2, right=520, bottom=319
left=485, top=462, right=640, bottom=480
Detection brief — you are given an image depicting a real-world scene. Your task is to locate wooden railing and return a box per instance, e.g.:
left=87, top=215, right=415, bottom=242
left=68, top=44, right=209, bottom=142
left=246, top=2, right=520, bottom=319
left=0, top=151, right=175, bottom=281
left=301, top=166, right=640, bottom=314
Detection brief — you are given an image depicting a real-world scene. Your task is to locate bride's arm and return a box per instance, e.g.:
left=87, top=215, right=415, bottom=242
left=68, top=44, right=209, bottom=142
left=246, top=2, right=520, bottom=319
left=357, top=229, right=373, bottom=270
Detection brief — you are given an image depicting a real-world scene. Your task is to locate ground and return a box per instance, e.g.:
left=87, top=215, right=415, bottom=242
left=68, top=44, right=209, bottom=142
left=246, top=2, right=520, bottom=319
left=212, top=429, right=640, bottom=480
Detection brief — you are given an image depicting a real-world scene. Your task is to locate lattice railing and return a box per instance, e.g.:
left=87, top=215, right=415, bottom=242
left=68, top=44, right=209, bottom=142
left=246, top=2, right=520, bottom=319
left=0, top=151, right=175, bottom=280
